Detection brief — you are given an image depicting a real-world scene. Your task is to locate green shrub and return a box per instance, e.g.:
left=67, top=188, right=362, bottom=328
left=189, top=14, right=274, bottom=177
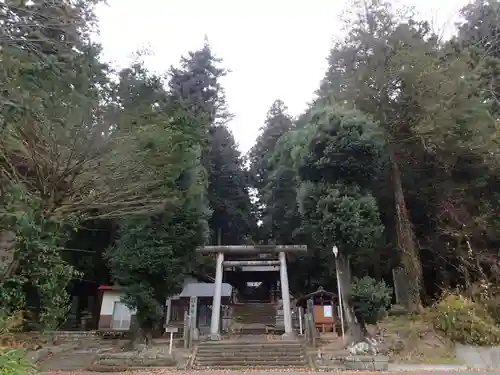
left=484, top=297, right=500, bottom=324
left=0, top=310, right=23, bottom=347
left=463, top=280, right=500, bottom=325
left=350, top=276, right=392, bottom=325
left=0, top=310, right=36, bottom=374
left=0, top=348, right=36, bottom=375
left=432, top=293, right=500, bottom=346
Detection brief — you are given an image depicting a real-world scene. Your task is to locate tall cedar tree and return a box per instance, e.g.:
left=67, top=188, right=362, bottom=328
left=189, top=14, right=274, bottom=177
left=169, top=40, right=254, bottom=245
left=249, top=100, right=294, bottom=243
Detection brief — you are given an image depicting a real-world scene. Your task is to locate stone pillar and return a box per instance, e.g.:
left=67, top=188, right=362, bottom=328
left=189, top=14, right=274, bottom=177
left=279, top=251, right=294, bottom=339
left=210, top=251, right=224, bottom=340
left=188, top=296, right=198, bottom=347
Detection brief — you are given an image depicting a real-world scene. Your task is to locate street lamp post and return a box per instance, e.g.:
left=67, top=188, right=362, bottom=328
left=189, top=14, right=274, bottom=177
left=332, top=245, right=345, bottom=341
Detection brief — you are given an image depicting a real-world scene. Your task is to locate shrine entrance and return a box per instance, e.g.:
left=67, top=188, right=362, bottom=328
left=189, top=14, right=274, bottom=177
left=197, top=245, right=307, bottom=340
left=224, top=252, right=280, bottom=303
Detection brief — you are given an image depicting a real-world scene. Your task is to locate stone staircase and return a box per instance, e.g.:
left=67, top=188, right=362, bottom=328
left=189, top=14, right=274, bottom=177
left=233, top=302, right=276, bottom=325
left=192, top=340, right=308, bottom=369
left=232, top=302, right=277, bottom=334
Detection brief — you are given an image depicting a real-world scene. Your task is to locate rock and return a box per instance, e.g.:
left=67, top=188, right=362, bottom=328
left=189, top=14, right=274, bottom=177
left=24, top=347, right=50, bottom=363
left=315, top=349, right=343, bottom=369
left=29, top=343, right=42, bottom=351
left=347, top=337, right=380, bottom=356
left=393, top=339, right=405, bottom=353
left=389, top=305, right=409, bottom=316
left=230, top=322, right=244, bottom=333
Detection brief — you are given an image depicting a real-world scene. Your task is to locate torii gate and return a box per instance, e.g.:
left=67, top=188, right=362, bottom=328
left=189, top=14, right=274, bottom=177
left=197, top=245, right=307, bottom=340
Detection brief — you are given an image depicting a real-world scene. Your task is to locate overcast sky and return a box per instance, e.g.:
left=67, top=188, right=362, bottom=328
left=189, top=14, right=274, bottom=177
left=96, top=0, right=468, bottom=153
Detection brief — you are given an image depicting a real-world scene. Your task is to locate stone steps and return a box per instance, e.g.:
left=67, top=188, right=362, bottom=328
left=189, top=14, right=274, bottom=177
left=197, top=344, right=303, bottom=353
left=233, top=303, right=277, bottom=325
left=239, top=326, right=270, bottom=334
left=194, top=359, right=307, bottom=368
left=192, top=340, right=307, bottom=369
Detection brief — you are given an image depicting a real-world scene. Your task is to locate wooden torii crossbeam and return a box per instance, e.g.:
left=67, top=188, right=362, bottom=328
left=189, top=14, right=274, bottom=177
left=197, top=245, right=307, bottom=253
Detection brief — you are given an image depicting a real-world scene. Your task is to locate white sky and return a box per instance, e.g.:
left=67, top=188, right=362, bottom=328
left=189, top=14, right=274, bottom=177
left=96, top=0, right=468, bottom=153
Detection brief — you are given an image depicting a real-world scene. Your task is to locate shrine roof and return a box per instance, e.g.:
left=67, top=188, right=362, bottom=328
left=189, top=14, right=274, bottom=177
left=171, top=282, right=232, bottom=299
left=295, top=287, right=337, bottom=305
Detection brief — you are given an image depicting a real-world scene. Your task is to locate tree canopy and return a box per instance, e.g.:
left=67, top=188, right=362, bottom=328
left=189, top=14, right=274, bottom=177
left=3, top=0, right=500, bottom=345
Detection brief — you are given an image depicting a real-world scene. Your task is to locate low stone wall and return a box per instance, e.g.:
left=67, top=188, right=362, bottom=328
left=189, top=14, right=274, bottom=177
left=25, top=330, right=97, bottom=338
left=89, top=348, right=178, bottom=372
left=314, top=350, right=389, bottom=371
left=19, top=330, right=98, bottom=345
left=455, top=343, right=500, bottom=369
left=46, top=330, right=97, bottom=337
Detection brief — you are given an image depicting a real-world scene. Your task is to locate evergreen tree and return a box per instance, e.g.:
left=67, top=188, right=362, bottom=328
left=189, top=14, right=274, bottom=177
left=105, top=63, right=209, bottom=344
left=168, top=39, right=230, bottom=125
left=317, top=0, right=497, bottom=311
left=249, top=100, right=294, bottom=243
left=169, top=41, right=254, bottom=245
left=206, top=125, right=254, bottom=245
left=457, top=0, right=500, bottom=115
left=250, top=100, right=294, bottom=193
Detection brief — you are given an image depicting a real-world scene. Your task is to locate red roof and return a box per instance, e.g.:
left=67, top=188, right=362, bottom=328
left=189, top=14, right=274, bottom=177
left=98, top=285, right=120, bottom=291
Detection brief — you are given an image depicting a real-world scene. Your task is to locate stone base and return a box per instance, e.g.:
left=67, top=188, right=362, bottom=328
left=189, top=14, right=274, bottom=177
left=389, top=304, right=409, bottom=316
left=281, top=332, right=297, bottom=340
left=314, top=353, right=389, bottom=371
left=342, top=355, right=389, bottom=371
left=208, top=333, right=221, bottom=341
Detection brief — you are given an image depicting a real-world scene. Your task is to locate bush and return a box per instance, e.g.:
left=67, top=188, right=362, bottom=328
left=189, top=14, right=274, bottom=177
left=464, top=280, right=500, bottom=325
left=0, top=310, right=23, bottom=347
left=432, top=293, right=500, bottom=346
left=0, top=348, right=36, bottom=375
left=484, top=297, right=500, bottom=324
left=0, top=310, right=36, bottom=374
left=350, top=276, right=392, bottom=325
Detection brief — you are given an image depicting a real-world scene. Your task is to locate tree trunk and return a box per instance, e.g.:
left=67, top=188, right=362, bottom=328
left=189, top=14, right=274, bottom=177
left=132, top=327, right=153, bottom=347
left=336, top=251, right=364, bottom=344
left=373, top=251, right=382, bottom=280
left=125, top=323, right=154, bottom=351
left=0, top=230, right=16, bottom=280
left=389, top=144, right=423, bottom=312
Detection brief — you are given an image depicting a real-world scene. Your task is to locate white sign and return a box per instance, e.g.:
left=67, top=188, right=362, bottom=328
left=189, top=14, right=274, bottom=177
left=323, top=305, right=333, bottom=318
left=165, top=327, right=178, bottom=354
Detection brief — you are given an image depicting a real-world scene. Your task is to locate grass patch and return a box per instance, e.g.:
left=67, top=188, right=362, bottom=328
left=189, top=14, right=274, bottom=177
left=369, top=313, right=460, bottom=364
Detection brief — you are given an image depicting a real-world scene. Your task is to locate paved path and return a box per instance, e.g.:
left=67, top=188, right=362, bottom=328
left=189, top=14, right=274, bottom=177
left=40, top=371, right=500, bottom=375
